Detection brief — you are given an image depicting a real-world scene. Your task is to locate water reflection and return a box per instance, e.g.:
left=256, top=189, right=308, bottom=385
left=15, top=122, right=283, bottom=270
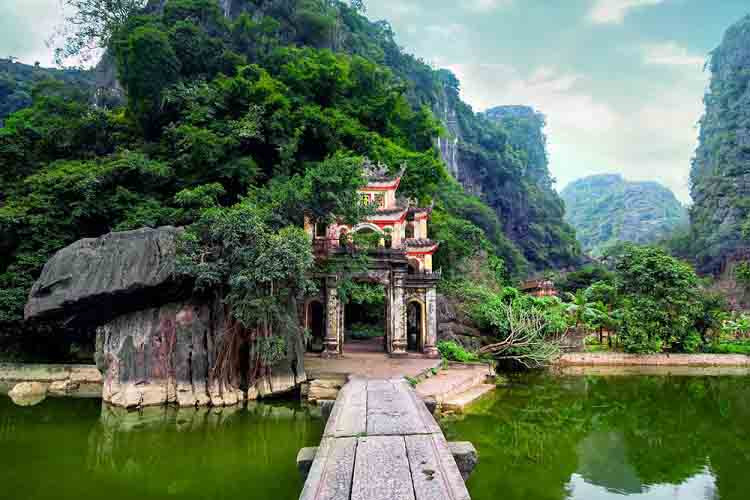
left=569, top=470, right=718, bottom=500
left=441, top=375, right=750, bottom=500
left=0, top=396, right=324, bottom=500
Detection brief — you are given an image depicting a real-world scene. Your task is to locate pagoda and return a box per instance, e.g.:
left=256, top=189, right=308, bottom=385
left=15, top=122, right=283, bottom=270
left=302, top=162, right=441, bottom=358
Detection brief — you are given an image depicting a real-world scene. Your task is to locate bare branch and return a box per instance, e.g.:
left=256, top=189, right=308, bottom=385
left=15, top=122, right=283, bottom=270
left=479, top=302, right=567, bottom=368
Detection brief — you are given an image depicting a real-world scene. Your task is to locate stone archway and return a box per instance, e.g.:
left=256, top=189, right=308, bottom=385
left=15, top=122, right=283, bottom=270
left=406, top=299, right=426, bottom=353
left=306, top=300, right=325, bottom=353
left=352, top=222, right=383, bottom=234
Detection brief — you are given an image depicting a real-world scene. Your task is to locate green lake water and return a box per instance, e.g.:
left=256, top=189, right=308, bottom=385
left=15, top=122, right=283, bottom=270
left=0, top=396, right=324, bottom=500
left=442, top=374, right=750, bottom=500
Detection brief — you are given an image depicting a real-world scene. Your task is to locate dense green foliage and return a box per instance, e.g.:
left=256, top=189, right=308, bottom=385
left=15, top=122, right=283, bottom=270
left=567, top=245, right=726, bottom=354
left=0, top=1, right=452, bottom=333
left=613, top=245, right=709, bottom=352
left=437, top=340, right=480, bottom=363
left=555, top=264, right=615, bottom=295
left=0, top=58, right=95, bottom=125
left=561, top=174, right=687, bottom=256
left=114, top=0, right=580, bottom=273
left=689, top=14, right=750, bottom=274
left=734, top=261, right=750, bottom=288
left=441, top=243, right=734, bottom=358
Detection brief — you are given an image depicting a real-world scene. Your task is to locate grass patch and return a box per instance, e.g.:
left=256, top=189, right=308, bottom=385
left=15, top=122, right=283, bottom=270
left=706, top=342, right=750, bottom=355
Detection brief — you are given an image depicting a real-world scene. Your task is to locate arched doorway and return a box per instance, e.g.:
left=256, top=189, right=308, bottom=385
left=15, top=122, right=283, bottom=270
left=407, top=300, right=425, bottom=353
left=307, top=300, right=325, bottom=353
left=344, top=282, right=386, bottom=353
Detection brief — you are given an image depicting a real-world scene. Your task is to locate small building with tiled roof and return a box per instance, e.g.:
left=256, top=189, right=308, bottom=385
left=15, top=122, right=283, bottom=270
left=520, top=279, right=558, bottom=298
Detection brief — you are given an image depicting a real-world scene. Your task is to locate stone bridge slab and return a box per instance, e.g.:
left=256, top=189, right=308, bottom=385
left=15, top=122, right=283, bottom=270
left=300, top=378, right=471, bottom=500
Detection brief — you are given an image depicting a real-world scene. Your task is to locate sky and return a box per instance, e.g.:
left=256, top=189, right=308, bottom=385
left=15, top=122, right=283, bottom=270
left=363, top=0, right=748, bottom=203
left=2, top=1, right=749, bottom=202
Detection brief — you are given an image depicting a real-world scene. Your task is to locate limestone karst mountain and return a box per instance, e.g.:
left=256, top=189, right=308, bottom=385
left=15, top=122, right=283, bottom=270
left=689, top=14, right=750, bottom=274
left=562, top=174, right=687, bottom=256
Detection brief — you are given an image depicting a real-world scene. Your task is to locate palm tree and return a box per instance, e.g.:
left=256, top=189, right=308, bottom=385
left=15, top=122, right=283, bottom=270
left=566, top=290, right=608, bottom=341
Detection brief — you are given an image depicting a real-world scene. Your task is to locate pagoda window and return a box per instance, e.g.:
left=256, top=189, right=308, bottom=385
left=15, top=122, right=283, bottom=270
left=375, top=193, right=385, bottom=208
left=315, top=222, right=328, bottom=238
left=405, top=222, right=415, bottom=239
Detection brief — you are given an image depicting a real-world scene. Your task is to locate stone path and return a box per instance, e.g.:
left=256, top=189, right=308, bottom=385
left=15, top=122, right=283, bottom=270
left=299, top=377, right=471, bottom=500
left=304, top=352, right=441, bottom=380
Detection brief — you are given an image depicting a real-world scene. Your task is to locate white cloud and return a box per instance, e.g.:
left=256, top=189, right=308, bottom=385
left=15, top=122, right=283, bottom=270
left=0, top=0, right=64, bottom=66
left=467, top=0, right=512, bottom=12
left=425, top=23, right=467, bottom=38
left=588, top=0, right=664, bottom=24
left=445, top=63, right=619, bottom=133
left=440, top=61, right=703, bottom=202
left=641, top=41, right=706, bottom=68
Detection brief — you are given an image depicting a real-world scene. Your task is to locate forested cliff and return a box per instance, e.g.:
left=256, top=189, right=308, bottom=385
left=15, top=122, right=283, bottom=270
left=105, top=0, right=581, bottom=272
left=0, top=0, right=580, bottom=357
left=562, top=174, right=687, bottom=256
left=690, top=14, right=750, bottom=274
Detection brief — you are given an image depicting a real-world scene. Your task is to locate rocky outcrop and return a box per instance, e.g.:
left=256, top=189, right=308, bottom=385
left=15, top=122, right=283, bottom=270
left=25, top=227, right=186, bottom=324
left=690, top=14, right=750, bottom=274
left=434, top=100, right=581, bottom=271
left=8, top=381, right=48, bottom=406
left=437, top=294, right=483, bottom=350
left=26, top=226, right=306, bottom=408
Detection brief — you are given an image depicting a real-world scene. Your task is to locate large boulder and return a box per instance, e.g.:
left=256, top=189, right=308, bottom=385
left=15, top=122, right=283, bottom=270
left=8, top=381, right=48, bottom=406
left=25, top=227, right=185, bottom=324
left=96, top=295, right=306, bottom=408
left=27, top=226, right=308, bottom=408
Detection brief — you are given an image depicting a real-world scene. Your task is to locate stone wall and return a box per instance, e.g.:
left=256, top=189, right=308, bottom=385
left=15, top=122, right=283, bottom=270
left=558, top=352, right=750, bottom=366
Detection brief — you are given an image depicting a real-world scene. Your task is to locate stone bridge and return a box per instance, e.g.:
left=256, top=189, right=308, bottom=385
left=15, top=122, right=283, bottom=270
left=297, top=377, right=475, bottom=500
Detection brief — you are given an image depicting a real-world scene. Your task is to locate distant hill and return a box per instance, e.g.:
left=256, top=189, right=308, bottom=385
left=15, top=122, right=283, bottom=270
left=0, top=59, right=95, bottom=125
left=561, top=174, right=687, bottom=256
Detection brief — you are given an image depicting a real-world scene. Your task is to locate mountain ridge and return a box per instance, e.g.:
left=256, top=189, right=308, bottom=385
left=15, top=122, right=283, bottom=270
left=562, top=173, right=687, bottom=256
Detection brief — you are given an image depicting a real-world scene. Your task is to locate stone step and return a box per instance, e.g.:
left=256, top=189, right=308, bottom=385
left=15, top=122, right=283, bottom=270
left=416, top=364, right=492, bottom=404
left=442, top=384, right=495, bottom=413
left=443, top=371, right=489, bottom=401
left=303, top=374, right=350, bottom=402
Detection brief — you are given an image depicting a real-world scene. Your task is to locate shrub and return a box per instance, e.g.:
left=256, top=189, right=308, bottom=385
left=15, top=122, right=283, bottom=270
left=437, top=340, right=479, bottom=363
